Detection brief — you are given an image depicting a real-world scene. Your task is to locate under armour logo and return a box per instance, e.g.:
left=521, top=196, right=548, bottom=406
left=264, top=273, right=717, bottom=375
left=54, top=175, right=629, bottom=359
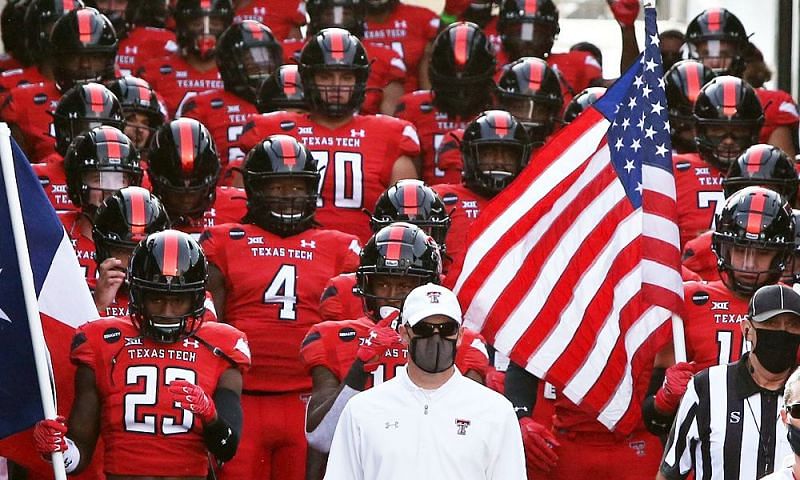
left=385, top=421, right=399, bottom=429
left=253, top=6, right=266, bottom=15
left=350, top=128, right=365, bottom=138
left=124, top=45, right=138, bottom=55
left=427, top=291, right=441, bottom=303
left=300, top=239, right=316, bottom=249
left=394, top=20, right=407, bottom=29
left=455, top=418, right=471, bottom=435
left=183, top=338, right=200, bottom=349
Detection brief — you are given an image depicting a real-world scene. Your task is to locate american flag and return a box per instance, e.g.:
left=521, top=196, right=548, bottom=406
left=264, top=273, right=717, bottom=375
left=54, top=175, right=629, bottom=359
left=454, top=6, right=684, bottom=434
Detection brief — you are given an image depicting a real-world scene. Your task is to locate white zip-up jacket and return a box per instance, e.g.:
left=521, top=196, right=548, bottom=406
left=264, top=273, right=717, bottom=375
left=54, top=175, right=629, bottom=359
left=324, top=366, right=526, bottom=480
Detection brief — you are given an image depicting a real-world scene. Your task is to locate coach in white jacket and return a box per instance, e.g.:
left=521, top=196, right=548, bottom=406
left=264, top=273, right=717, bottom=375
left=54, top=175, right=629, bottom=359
left=324, top=283, right=526, bottom=480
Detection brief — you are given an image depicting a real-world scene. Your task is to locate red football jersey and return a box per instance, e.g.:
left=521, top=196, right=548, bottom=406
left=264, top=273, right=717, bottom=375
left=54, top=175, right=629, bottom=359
left=0, top=54, right=23, bottom=73
left=70, top=317, right=250, bottom=477
left=1, top=81, right=60, bottom=163
left=319, top=272, right=363, bottom=322
left=59, top=210, right=97, bottom=281
left=682, top=231, right=720, bottom=282
left=673, top=152, right=725, bottom=248
left=233, top=0, right=306, bottom=40
left=396, top=90, right=475, bottom=185
left=201, top=223, right=361, bottom=392
left=300, top=316, right=490, bottom=387
left=139, top=53, right=224, bottom=118
left=33, top=153, right=75, bottom=213
left=363, top=3, right=440, bottom=93
left=172, top=186, right=248, bottom=238
left=178, top=88, right=259, bottom=166
left=117, top=27, right=178, bottom=77
left=432, top=182, right=490, bottom=281
left=547, top=51, right=603, bottom=106
left=755, top=88, right=799, bottom=145
left=280, top=39, right=405, bottom=115
left=96, top=290, right=219, bottom=321
left=0, top=66, right=49, bottom=93
left=239, top=111, right=421, bottom=241
left=682, top=280, right=749, bottom=370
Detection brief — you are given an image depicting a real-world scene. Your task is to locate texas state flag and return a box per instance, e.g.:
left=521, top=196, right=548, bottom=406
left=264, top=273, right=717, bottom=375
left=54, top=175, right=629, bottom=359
left=0, top=134, right=99, bottom=477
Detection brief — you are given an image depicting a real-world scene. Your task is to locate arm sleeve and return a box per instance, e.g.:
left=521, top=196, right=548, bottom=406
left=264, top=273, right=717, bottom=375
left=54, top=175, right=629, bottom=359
left=70, top=328, right=97, bottom=370
left=504, top=361, right=539, bottom=419
left=322, top=402, right=363, bottom=480
left=488, top=399, right=527, bottom=480
left=659, top=377, right=701, bottom=480
left=337, top=236, right=362, bottom=274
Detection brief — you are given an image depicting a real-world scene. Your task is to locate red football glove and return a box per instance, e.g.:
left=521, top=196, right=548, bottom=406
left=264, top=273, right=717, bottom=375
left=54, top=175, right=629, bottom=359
left=357, top=311, right=401, bottom=370
left=654, top=362, right=699, bottom=415
left=168, top=380, right=217, bottom=424
left=607, top=0, right=640, bottom=28
left=519, top=417, right=560, bottom=472
left=33, top=416, right=68, bottom=455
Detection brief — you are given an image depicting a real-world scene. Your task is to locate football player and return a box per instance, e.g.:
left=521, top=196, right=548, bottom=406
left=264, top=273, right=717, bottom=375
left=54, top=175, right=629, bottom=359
left=239, top=28, right=420, bottom=242
left=147, top=118, right=247, bottom=236
left=684, top=8, right=799, bottom=158
left=257, top=64, right=306, bottom=114
left=33, top=230, right=251, bottom=478
left=178, top=20, right=282, bottom=167
left=106, top=76, right=167, bottom=158
left=395, top=21, right=495, bottom=184
left=232, top=0, right=306, bottom=40
left=302, top=222, right=490, bottom=479
left=139, top=0, right=233, bottom=117
left=0, top=0, right=32, bottom=72
left=560, top=86, right=605, bottom=125
left=201, top=135, right=361, bottom=480
left=92, top=186, right=170, bottom=315
left=663, top=60, right=717, bottom=154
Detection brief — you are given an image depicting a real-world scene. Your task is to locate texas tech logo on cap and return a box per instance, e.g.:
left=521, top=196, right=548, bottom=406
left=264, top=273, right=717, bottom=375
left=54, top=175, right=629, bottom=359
left=427, top=291, right=441, bottom=303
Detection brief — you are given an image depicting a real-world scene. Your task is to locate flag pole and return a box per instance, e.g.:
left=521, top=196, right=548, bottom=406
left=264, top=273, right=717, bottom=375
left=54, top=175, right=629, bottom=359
left=671, top=313, right=687, bottom=363
left=0, top=123, right=68, bottom=480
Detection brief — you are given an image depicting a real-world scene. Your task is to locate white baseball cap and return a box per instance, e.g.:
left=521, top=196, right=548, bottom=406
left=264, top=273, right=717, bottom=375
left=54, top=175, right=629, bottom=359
left=402, top=283, right=463, bottom=327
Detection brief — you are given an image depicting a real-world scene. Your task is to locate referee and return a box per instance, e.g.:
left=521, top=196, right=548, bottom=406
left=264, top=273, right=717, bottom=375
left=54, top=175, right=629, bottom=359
left=658, top=284, right=800, bottom=480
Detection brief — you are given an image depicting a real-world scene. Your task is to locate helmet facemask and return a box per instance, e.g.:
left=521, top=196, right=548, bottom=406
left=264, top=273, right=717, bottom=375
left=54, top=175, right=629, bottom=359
left=501, top=19, right=557, bottom=60
left=245, top=174, right=319, bottom=236
left=130, top=289, right=205, bottom=343
left=496, top=94, right=559, bottom=146
left=306, top=66, right=368, bottom=117
left=695, top=121, right=760, bottom=172
left=712, top=239, right=790, bottom=296
left=687, top=39, right=744, bottom=77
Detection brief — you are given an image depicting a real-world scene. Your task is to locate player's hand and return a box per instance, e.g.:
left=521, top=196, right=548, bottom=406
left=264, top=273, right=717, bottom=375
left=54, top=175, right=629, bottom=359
left=357, top=311, right=402, bottom=370
left=519, top=417, right=560, bottom=472
left=607, top=0, right=640, bottom=28
left=94, top=258, right=126, bottom=312
left=654, top=361, right=698, bottom=415
left=33, top=416, right=68, bottom=455
left=168, top=380, right=217, bottom=424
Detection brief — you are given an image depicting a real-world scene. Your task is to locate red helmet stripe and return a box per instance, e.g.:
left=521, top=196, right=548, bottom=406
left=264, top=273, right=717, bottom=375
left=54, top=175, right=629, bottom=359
left=278, top=138, right=296, bottom=166
left=748, top=144, right=771, bottom=176
left=129, top=188, right=147, bottom=238
left=161, top=231, right=180, bottom=277
left=527, top=60, right=544, bottom=92
left=685, top=63, right=702, bottom=103
left=524, top=0, right=538, bottom=14
left=453, top=25, right=469, bottom=67
left=722, top=79, right=738, bottom=118
left=200, top=0, right=211, bottom=9
left=88, top=85, right=105, bottom=113
left=283, top=67, right=298, bottom=96
left=62, top=0, right=75, bottom=11
left=178, top=121, right=195, bottom=175
left=707, top=8, right=721, bottom=33
left=77, top=9, right=93, bottom=44
left=100, top=127, right=122, bottom=160
left=403, top=185, right=418, bottom=216
left=385, top=226, right=405, bottom=261
left=330, top=31, right=345, bottom=61
left=745, top=192, right=767, bottom=236
left=494, top=112, right=509, bottom=137
left=246, top=21, right=263, bottom=40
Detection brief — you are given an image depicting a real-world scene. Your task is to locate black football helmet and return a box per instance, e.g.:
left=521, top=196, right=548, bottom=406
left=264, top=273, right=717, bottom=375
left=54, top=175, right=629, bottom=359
left=242, top=134, right=320, bottom=236
left=64, top=125, right=142, bottom=210
left=3, top=0, right=33, bottom=65
left=370, top=179, right=451, bottom=252
left=83, top=0, right=128, bottom=37
left=711, top=186, right=794, bottom=296
left=106, top=76, right=167, bottom=151
left=257, top=64, right=307, bottom=113
left=461, top=109, right=532, bottom=197
left=694, top=75, right=763, bottom=173
left=497, top=0, right=559, bottom=61
left=459, top=0, right=495, bottom=27
left=53, top=82, right=125, bottom=156
left=147, top=118, right=221, bottom=219
left=49, top=7, right=118, bottom=91
left=24, top=0, right=85, bottom=66
left=124, top=0, right=168, bottom=27
left=92, top=185, right=171, bottom=264
left=128, top=230, right=207, bottom=343
left=216, top=20, right=282, bottom=105
left=355, top=222, right=442, bottom=319
left=495, top=56, right=562, bottom=145
left=685, top=7, right=747, bottom=77
left=299, top=27, right=370, bottom=117
left=429, top=22, right=496, bottom=118
left=173, top=0, right=234, bottom=60
left=784, top=209, right=800, bottom=285
left=364, top=0, right=396, bottom=15
left=723, top=144, right=799, bottom=205
left=663, top=60, right=716, bottom=154
left=306, top=0, right=367, bottom=38
left=561, top=86, right=605, bottom=124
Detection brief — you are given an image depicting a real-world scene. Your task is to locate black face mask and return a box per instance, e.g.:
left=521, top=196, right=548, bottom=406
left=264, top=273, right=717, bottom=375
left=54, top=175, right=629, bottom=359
left=788, top=423, right=800, bottom=455
left=753, top=328, right=800, bottom=374
left=409, top=334, right=457, bottom=374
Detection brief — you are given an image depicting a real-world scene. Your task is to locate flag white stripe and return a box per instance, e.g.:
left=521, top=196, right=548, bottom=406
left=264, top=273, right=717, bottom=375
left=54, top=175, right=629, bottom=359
left=462, top=144, right=614, bottom=333
left=642, top=212, right=680, bottom=250
left=454, top=118, right=610, bottom=293
left=38, top=232, right=98, bottom=328
left=642, top=259, right=684, bottom=296
left=643, top=164, right=677, bottom=200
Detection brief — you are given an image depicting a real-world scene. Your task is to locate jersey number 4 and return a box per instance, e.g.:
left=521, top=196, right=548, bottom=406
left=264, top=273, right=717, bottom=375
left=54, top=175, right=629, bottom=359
left=263, top=264, right=298, bottom=320
left=124, top=366, right=196, bottom=435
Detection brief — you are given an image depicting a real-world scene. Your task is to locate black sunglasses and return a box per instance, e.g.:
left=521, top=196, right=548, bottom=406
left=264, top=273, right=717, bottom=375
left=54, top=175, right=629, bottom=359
left=786, top=403, right=800, bottom=419
left=410, top=321, right=459, bottom=338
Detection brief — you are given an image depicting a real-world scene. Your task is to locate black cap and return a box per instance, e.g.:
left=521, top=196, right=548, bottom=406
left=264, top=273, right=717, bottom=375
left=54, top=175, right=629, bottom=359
left=748, top=285, right=800, bottom=323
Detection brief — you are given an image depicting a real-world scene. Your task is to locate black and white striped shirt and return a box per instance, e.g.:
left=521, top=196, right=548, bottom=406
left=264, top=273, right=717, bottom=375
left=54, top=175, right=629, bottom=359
left=660, top=354, right=793, bottom=480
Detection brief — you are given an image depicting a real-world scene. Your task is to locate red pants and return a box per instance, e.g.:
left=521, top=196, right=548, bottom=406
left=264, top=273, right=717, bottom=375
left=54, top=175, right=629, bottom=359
left=221, top=392, right=308, bottom=480
left=531, top=427, right=662, bottom=480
